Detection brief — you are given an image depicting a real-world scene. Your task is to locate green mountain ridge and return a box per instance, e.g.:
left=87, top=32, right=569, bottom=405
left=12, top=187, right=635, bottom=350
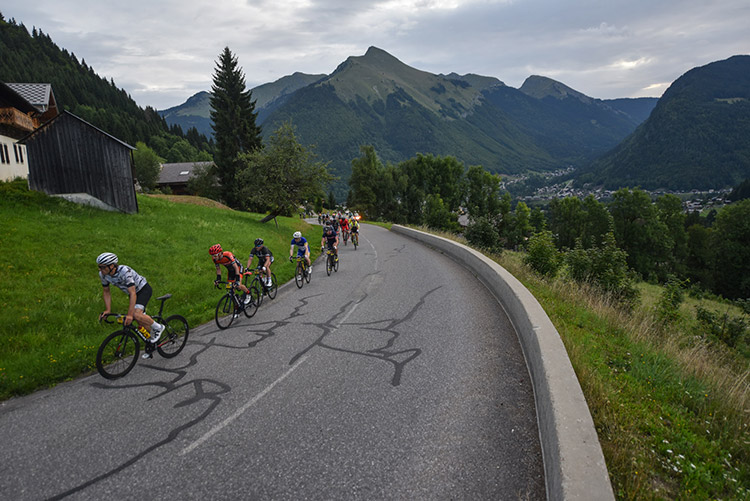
left=574, top=55, right=750, bottom=190
left=161, top=46, right=656, bottom=199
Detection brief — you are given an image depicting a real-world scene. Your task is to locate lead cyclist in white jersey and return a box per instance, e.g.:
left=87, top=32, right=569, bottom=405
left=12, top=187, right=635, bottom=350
left=96, top=252, right=164, bottom=357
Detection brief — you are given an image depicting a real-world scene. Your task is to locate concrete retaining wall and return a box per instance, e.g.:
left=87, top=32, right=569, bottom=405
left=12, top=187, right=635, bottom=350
left=391, top=225, right=614, bottom=501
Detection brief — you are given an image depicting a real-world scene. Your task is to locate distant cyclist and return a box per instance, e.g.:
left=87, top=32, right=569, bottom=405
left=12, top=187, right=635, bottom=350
left=350, top=216, right=360, bottom=238
left=209, top=244, right=252, bottom=303
left=247, top=238, right=274, bottom=287
left=96, top=252, right=165, bottom=358
left=321, top=225, right=339, bottom=261
left=339, top=216, right=350, bottom=240
left=289, top=231, right=312, bottom=274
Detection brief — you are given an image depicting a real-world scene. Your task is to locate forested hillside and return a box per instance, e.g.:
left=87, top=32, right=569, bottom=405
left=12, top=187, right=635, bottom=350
left=0, top=13, right=211, bottom=161
left=575, top=55, right=750, bottom=190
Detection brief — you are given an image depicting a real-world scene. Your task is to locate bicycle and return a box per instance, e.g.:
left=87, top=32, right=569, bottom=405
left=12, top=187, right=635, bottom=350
left=214, top=279, right=260, bottom=330
left=351, top=231, right=359, bottom=250
left=292, top=256, right=311, bottom=289
left=325, top=248, right=339, bottom=276
left=96, top=294, right=189, bottom=379
left=244, top=267, right=277, bottom=307
left=342, top=229, right=350, bottom=246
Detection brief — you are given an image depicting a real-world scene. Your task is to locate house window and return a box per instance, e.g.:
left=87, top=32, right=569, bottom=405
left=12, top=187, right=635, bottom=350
left=18, top=146, right=24, bottom=164
left=3, top=144, right=9, bottom=164
left=179, top=170, right=190, bottom=176
left=13, top=144, right=19, bottom=163
left=0, top=142, right=5, bottom=164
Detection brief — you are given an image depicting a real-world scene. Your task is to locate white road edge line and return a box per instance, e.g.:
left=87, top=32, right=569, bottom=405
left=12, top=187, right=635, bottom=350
left=179, top=354, right=310, bottom=456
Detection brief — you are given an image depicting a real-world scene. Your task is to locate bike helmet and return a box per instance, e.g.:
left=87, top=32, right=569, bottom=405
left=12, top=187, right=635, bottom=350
left=209, top=244, right=222, bottom=254
left=254, top=238, right=264, bottom=246
left=293, top=231, right=302, bottom=239
left=96, top=252, right=118, bottom=266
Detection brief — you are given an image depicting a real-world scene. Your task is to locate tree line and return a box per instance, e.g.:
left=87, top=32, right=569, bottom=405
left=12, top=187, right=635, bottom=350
left=347, top=145, right=750, bottom=301
left=0, top=14, right=213, bottom=165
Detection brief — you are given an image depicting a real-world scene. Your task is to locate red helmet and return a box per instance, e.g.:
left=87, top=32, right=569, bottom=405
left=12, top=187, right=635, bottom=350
left=209, top=244, right=222, bottom=254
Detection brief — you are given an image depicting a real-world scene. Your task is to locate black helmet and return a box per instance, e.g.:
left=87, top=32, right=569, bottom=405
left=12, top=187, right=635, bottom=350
left=254, top=238, right=264, bottom=246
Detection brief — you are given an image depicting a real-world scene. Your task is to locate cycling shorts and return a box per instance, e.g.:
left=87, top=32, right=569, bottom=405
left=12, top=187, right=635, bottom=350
left=135, top=283, right=153, bottom=312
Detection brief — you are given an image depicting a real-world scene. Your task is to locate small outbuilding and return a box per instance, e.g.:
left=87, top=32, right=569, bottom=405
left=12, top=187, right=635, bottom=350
left=157, top=161, right=213, bottom=195
left=20, top=110, right=138, bottom=213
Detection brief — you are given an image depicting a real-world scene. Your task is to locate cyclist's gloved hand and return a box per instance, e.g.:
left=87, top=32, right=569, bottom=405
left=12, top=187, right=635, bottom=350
left=98, top=311, right=109, bottom=322
left=289, top=256, right=293, bottom=262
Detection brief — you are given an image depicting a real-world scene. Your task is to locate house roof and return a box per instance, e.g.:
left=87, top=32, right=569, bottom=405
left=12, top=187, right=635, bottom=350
left=5, top=83, right=56, bottom=112
left=19, top=110, right=135, bottom=150
left=158, top=161, right=214, bottom=184
left=0, top=82, right=38, bottom=114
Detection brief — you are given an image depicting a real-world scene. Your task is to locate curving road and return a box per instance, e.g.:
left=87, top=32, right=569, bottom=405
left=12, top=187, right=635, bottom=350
left=0, top=224, right=544, bottom=500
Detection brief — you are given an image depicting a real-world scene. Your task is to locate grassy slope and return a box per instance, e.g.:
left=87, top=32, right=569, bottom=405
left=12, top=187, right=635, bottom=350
left=0, top=186, right=322, bottom=398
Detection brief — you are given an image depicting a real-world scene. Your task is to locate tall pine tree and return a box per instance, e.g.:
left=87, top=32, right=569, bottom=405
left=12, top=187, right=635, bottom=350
left=209, top=47, right=262, bottom=209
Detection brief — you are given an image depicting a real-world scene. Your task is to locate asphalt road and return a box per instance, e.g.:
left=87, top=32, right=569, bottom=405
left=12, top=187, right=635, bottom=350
left=0, top=224, right=544, bottom=500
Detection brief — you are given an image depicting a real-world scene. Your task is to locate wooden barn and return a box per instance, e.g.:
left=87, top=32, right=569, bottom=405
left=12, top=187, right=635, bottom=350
left=20, top=110, right=138, bottom=213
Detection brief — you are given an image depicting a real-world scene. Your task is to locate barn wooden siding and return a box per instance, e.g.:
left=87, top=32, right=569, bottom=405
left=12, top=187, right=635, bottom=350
left=22, top=111, right=138, bottom=213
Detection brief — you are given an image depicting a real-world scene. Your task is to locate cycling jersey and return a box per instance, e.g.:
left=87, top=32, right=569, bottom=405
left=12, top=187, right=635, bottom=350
left=323, top=229, right=338, bottom=249
left=250, top=246, right=273, bottom=260
left=340, top=220, right=350, bottom=231
left=351, top=221, right=359, bottom=233
left=100, top=265, right=148, bottom=294
left=292, top=237, right=308, bottom=256
left=214, top=251, right=241, bottom=269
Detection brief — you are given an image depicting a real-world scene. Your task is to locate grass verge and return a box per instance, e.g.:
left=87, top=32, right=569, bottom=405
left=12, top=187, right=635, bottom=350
left=0, top=183, right=323, bottom=399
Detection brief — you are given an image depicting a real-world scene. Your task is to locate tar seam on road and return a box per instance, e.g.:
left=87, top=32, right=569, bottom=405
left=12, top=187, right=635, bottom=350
left=179, top=287, right=367, bottom=456
left=179, top=354, right=310, bottom=456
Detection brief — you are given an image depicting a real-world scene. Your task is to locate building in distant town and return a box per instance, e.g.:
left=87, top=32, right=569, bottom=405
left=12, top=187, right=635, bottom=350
left=157, top=161, right=213, bottom=195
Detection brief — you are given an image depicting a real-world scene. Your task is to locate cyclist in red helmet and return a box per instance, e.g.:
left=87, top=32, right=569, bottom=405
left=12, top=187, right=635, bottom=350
left=209, top=244, right=251, bottom=302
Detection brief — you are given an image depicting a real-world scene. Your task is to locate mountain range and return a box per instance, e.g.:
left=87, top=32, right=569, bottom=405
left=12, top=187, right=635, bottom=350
left=160, top=47, right=660, bottom=197
left=573, top=55, right=750, bottom=191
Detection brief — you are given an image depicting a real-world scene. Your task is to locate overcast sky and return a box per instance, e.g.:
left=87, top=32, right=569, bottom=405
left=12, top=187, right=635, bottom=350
left=3, top=0, right=749, bottom=110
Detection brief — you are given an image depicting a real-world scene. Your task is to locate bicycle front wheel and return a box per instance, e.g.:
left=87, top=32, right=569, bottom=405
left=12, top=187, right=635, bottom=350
left=157, top=315, right=189, bottom=358
left=268, top=273, right=279, bottom=298
left=326, top=255, right=333, bottom=276
left=244, top=284, right=260, bottom=318
left=215, top=294, right=237, bottom=330
left=334, top=255, right=339, bottom=272
left=96, top=329, right=139, bottom=379
left=295, top=263, right=305, bottom=288
left=251, top=277, right=263, bottom=307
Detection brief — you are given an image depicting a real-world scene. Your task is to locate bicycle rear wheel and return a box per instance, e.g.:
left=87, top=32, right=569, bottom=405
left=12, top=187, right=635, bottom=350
left=96, top=329, right=139, bottom=379
left=157, top=315, right=189, bottom=358
left=295, top=262, right=305, bottom=288
left=215, top=294, right=237, bottom=330
left=244, top=284, right=260, bottom=318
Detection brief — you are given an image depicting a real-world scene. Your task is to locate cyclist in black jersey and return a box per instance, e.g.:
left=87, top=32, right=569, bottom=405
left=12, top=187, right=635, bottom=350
left=247, top=238, right=274, bottom=287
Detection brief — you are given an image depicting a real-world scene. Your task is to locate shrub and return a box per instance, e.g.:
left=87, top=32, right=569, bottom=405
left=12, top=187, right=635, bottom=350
left=524, top=230, right=561, bottom=277
left=655, top=276, right=688, bottom=324
left=695, top=306, right=748, bottom=348
left=465, top=216, right=500, bottom=252
left=565, top=233, right=640, bottom=310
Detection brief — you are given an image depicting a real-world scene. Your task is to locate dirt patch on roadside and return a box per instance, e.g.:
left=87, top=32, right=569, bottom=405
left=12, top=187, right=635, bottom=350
left=146, top=194, right=232, bottom=210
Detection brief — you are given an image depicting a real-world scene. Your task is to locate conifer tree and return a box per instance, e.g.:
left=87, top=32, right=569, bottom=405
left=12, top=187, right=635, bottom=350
left=209, top=47, right=262, bottom=208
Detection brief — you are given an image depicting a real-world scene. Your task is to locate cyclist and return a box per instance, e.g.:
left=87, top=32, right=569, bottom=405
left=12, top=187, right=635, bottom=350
left=339, top=215, right=350, bottom=241
left=210, top=244, right=252, bottom=303
left=321, top=225, right=339, bottom=261
left=247, top=238, right=274, bottom=287
left=331, top=216, right=340, bottom=233
left=289, top=231, right=312, bottom=275
left=96, top=252, right=164, bottom=358
left=350, top=216, right=360, bottom=241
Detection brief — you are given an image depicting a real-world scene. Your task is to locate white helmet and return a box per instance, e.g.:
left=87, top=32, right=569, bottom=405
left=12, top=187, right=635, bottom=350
left=293, top=231, right=302, bottom=239
left=96, top=252, right=118, bottom=266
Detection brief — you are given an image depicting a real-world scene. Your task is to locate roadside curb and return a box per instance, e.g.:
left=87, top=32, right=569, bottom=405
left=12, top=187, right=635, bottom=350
left=391, top=225, right=614, bottom=501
